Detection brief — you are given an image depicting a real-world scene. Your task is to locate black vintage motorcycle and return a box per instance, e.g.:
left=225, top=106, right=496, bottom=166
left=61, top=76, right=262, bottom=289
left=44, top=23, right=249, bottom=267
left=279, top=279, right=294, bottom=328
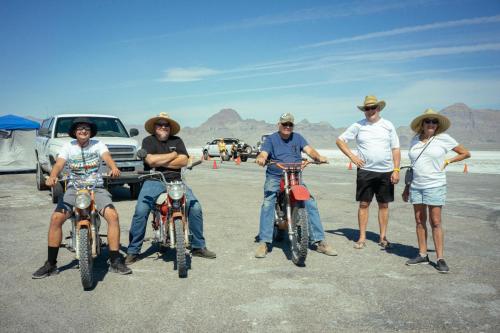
left=269, top=160, right=325, bottom=266
left=137, top=149, right=202, bottom=278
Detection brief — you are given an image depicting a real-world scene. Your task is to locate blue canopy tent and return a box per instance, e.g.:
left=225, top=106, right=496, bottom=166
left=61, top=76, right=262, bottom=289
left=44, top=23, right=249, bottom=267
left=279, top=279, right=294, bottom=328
left=0, top=114, right=40, bottom=172
left=0, top=114, right=40, bottom=130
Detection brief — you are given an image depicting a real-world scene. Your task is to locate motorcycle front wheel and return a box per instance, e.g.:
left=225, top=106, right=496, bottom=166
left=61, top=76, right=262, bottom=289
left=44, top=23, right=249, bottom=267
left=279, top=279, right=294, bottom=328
left=78, top=227, right=94, bottom=289
left=174, top=218, right=188, bottom=278
left=290, top=204, right=309, bottom=266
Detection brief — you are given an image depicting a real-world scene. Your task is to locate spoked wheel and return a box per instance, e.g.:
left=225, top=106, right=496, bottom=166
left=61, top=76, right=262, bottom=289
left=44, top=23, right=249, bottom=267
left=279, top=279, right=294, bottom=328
left=290, top=204, right=309, bottom=266
left=78, top=228, right=94, bottom=289
left=174, top=218, right=188, bottom=278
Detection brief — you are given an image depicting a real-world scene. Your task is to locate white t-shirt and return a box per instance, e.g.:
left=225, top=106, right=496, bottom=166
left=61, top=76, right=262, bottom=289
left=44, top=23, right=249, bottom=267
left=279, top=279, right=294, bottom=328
left=338, top=118, right=400, bottom=172
left=408, top=133, right=458, bottom=189
left=58, top=139, right=109, bottom=188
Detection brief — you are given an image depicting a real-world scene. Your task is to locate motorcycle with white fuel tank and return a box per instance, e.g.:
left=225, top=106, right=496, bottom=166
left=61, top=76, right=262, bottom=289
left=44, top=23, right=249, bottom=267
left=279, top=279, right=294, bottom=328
left=136, top=149, right=202, bottom=278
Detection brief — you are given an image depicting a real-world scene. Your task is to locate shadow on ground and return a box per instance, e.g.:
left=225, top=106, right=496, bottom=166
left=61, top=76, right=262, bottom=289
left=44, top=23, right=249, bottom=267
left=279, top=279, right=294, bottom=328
left=327, top=228, right=421, bottom=259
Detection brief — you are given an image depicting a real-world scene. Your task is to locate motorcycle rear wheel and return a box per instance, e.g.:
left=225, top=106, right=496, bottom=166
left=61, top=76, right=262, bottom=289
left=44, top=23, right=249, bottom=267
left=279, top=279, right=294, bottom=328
left=174, top=218, right=188, bottom=278
left=78, top=228, right=94, bottom=289
left=290, top=204, right=309, bottom=266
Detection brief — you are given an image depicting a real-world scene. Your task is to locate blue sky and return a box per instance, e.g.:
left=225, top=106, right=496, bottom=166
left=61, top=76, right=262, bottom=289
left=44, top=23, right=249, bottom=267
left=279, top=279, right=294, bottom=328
left=1, top=0, right=500, bottom=128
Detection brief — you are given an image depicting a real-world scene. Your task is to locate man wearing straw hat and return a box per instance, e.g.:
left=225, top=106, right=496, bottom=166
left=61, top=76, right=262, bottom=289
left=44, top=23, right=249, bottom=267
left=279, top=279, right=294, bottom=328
left=125, top=113, right=216, bottom=264
left=336, top=96, right=401, bottom=250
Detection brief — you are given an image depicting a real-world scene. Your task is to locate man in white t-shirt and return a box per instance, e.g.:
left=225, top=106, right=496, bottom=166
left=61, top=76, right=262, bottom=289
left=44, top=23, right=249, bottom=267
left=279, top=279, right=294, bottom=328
left=32, top=117, right=132, bottom=279
left=336, top=96, right=401, bottom=249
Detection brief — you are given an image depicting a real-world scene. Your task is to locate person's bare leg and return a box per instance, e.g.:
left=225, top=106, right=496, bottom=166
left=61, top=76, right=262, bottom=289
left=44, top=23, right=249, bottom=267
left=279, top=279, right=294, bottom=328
left=356, top=201, right=370, bottom=243
left=377, top=202, right=389, bottom=242
left=48, top=211, right=70, bottom=247
left=429, top=205, right=444, bottom=259
left=413, top=204, right=428, bottom=255
left=102, top=207, right=120, bottom=251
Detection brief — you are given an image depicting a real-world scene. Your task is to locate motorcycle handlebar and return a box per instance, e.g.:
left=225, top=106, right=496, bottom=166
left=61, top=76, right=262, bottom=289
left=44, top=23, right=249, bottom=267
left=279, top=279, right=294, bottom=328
left=266, top=159, right=328, bottom=169
left=187, top=160, right=202, bottom=170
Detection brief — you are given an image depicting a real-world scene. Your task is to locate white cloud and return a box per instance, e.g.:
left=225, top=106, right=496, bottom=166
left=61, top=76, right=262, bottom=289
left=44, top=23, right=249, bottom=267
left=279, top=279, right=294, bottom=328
left=159, top=67, right=220, bottom=82
left=166, top=42, right=500, bottom=83
left=301, top=15, right=500, bottom=48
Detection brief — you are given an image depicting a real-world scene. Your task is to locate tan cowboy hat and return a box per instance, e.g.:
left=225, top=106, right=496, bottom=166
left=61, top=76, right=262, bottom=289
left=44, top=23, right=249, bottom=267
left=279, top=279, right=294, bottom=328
left=144, top=112, right=181, bottom=135
left=357, top=95, right=386, bottom=111
left=410, top=108, right=451, bottom=135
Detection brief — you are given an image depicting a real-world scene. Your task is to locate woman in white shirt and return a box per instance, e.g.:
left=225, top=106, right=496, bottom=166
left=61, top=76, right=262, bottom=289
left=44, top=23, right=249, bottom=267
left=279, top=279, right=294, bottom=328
left=402, top=109, right=470, bottom=273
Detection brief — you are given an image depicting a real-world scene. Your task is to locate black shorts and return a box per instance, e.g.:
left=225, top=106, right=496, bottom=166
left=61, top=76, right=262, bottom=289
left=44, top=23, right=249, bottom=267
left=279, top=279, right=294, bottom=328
left=356, top=169, right=394, bottom=203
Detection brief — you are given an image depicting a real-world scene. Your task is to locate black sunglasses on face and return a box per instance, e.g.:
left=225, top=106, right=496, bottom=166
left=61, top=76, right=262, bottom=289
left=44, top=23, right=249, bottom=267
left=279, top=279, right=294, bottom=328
left=155, top=123, right=170, bottom=128
left=281, top=122, right=294, bottom=127
left=363, top=105, right=378, bottom=111
left=76, top=126, right=91, bottom=131
left=423, top=119, right=439, bottom=125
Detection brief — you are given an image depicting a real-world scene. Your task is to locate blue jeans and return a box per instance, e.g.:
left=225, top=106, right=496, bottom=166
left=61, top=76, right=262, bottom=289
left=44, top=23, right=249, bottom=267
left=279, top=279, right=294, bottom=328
left=127, top=180, right=206, bottom=255
left=258, top=176, right=325, bottom=244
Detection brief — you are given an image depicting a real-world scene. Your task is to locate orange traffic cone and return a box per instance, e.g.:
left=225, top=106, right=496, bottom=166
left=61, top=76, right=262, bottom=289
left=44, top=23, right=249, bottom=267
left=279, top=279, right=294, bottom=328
left=235, top=156, right=241, bottom=165
left=348, top=161, right=353, bottom=170
left=212, top=160, right=218, bottom=169
left=463, top=163, right=468, bottom=173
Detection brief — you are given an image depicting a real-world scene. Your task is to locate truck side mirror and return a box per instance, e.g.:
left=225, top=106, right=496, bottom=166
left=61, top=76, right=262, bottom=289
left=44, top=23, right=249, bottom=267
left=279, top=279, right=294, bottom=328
left=38, top=128, right=49, bottom=136
left=137, top=149, right=148, bottom=159
left=129, top=128, right=139, bottom=137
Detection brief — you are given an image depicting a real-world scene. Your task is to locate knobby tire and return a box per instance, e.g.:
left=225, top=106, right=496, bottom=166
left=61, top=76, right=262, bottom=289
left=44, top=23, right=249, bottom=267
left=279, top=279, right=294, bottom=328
left=291, top=205, right=309, bottom=266
left=78, top=227, right=94, bottom=289
left=175, top=218, right=188, bottom=278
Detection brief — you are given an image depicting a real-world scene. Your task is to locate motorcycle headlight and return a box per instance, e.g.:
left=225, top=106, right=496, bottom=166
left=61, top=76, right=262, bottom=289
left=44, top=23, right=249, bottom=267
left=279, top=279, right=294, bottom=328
left=168, top=184, right=184, bottom=200
left=75, top=193, right=91, bottom=209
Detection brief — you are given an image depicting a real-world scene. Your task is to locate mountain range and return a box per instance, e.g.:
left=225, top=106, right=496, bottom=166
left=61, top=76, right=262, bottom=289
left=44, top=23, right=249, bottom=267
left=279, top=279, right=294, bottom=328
left=131, top=103, right=500, bottom=150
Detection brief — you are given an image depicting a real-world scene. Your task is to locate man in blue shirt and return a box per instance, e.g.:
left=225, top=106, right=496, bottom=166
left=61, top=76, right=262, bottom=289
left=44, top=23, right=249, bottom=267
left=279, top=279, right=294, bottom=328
left=255, top=113, right=337, bottom=258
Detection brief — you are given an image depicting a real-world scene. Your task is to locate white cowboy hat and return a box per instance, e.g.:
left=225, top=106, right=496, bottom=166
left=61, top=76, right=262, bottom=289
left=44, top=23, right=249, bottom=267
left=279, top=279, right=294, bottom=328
left=357, top=95, right=386, bottom=111
left=410, top=108, right=451, bottom=135
left=144, top=112, right=181, bottom=135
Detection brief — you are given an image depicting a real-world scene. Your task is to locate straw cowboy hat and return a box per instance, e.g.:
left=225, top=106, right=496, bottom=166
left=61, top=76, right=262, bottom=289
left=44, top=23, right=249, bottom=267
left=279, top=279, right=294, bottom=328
left=68, top=117, right=97, bottom=139
left=410, top=108, right=451, bottom=135
left=357, top=95, right=386, bottom=111
left=144, top=112, right=181, bottom=135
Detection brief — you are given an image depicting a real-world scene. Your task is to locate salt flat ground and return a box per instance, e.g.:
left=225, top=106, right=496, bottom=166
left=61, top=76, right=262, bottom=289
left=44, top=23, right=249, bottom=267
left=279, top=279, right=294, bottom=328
left=1, top=162, right=499, bottom=332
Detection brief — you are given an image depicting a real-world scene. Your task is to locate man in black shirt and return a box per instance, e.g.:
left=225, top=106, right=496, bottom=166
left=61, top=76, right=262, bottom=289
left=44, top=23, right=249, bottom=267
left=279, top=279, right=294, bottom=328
left=126, top=113, right=216, bottom=264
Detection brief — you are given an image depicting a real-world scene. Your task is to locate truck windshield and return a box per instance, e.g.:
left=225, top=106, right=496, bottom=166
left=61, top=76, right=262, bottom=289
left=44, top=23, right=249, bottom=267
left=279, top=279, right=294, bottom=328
left=55, top=117, right=129, bottom=138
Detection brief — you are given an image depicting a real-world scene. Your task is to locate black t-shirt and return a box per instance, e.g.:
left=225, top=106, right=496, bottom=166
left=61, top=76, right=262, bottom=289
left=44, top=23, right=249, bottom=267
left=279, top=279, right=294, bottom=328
left=141, top=135, right=189, bottom=181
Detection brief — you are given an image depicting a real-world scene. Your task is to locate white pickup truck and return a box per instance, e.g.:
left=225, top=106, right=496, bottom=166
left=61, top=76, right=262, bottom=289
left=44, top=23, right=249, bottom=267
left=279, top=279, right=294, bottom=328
left=34, top=114, right=144, bottom=202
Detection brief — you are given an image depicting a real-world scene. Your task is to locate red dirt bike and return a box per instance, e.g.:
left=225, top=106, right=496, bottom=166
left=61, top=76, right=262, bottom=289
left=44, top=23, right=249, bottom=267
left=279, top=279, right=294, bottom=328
left=137, top=149, right=202, bottom=278
left=269, top=160, right=325, bottom=266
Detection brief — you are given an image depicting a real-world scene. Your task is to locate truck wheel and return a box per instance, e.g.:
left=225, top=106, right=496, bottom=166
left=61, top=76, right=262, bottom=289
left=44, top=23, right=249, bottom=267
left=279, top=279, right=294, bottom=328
left=129, top=183, right=142, bottom=200
left=51, top=181, right=64, bottom=204
left=36, top=162, right=49, bottom=191
left=244, top=146, right=252, bottom=154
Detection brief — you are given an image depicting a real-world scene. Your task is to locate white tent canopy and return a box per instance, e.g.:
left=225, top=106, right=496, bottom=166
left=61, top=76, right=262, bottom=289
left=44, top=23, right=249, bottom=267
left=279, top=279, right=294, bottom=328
left=0, top=114, right=40, bottom=172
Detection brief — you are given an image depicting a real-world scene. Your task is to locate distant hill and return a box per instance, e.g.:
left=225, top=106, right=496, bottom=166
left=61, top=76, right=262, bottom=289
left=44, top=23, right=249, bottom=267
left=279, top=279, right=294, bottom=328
left=128, top=104, right=500, bottom=150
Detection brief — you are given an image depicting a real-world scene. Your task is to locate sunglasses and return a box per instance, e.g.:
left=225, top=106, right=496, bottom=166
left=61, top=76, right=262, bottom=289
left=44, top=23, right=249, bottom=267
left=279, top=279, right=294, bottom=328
left=281, top=122, right=294, bottom=127
left=155, top=123, right=170, bottom=128
left=76, top=126, right=91, bottom=131
left=363, top=105, right=378, bottom=111
left=423, top=119, right=439, bottom=125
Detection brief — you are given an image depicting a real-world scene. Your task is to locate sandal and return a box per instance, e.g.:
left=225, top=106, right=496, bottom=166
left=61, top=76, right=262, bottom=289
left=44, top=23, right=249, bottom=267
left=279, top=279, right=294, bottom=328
left=353, top=241, right=366, bottom=249
left=378, top=239, right=392, bottom=249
